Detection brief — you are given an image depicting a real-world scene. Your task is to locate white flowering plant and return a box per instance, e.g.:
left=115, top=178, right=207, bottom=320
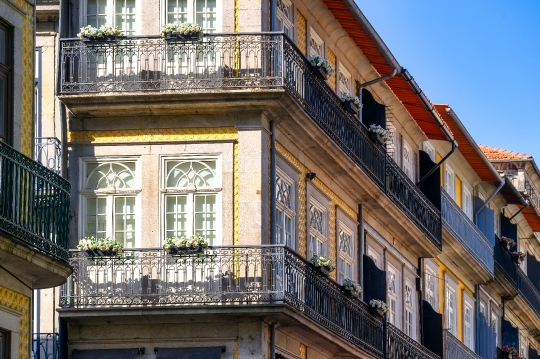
left=368, top=124, right=391, bottom=144
left=342, top=278, right=362, bottom=294
left=77, top=25, right=124, bottom=40
left=77, top=236, right=123, bottom=253
left=369, top=299, right=389, bottom=314
left=161, top=22, right=204, bottom=38
left=340, top=92, right=360, bottom=106
left=310, top=254, right=336, bottom=272
left=163, top=234, right=209, bottom=251
left=308, top=55, right=335, bottom=76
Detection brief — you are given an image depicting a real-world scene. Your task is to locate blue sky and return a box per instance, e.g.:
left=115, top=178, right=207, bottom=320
left=355, top=0, right=540, bottom=160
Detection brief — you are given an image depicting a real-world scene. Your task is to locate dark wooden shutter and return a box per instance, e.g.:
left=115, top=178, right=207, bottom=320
left=362, top=254, right=387, bottom=303
left=475, top=197, right=495, bottom=245
left=421, top=300, right=443, bottom=356
left=418, top=150, right=441, bottom=210
left=361, top=88, right=386, bottom=129
left=527, top=253, right=540, bottom=292
left=501, top=215, right=518, bottom=251
left=529, top=346, right=540, bottom=359
left=502, top=319, right=519, bottom=348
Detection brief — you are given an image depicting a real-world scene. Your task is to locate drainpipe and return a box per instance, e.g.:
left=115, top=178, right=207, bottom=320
left=270, top=120, right=276, bottom=245
left=475, top=285, right=480, bottom=355
left=270, top=0, right=276, bottom=31
left=475, top=178, right=505, bottom=217
left=402, top=71, right=457, bottom=187
left=270, top=322, right=276, bottom=359
left=509, top=199, right=529, bottom=222
left=358, top=205, right=364, bottom=301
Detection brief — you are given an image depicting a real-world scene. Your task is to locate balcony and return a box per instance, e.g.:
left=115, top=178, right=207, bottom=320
left=441, top=189, right=494, bottom=276
left=32, top=333, right=59, bottom=359
left=387, top=323, right=440, bottom=359
left=444, top=330, right=481, bottom=359
left=59, top=33, right=441, bottom=249
left=35, top=137, right=62, bottom=174
left=60, top=245, right=384, bottom=358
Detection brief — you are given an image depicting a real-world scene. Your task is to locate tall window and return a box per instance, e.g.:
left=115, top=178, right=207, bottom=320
left=163, top=158, right=220, bottom=245
left=425, top=268, right=437, bottom=309
left=0, top=20, right=12, bottom=144
left=491, top=311, right=498, bottom=346
left=80, top=160, right=140, bottom=248
left=167, top=0, right=218, bottom=32
left=337, top=224, right=354, bottom=284
left=445, top=165, right=455, bottom=200
left=463, top=187, right=473, bottom=219
left=308, top=199, right=326, bottom=258
left=86, top=0, right=138, bottom=35
left=276, top=172, right=295, bottom=249
left=387, top=265, right=400, bottom=327
left=0, top=328, right=9, bottom=359
left=402, top=140, right=414, bottom=181
left=337, top=63, right=351, bottom=95
left=464, top=302, right=473, bottom=349
left=405, top=279, right=415, bottom=339
left=446, top=285, right=457, bottom=335
left=309, top=29, right=323, bottom=58
left=276, top=0, right=294, bottom=38
left=423, top=142, right=436, bottom=162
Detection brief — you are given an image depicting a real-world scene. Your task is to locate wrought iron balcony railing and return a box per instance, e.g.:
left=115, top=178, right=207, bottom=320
left=525, top=176, right=540, bottom=215
left=494, top=236, right=517, bottom=285
left=444, top=330, right=481, bottom=359
left=441, top=189, right=494, bottom=275
left=35, top=137, right=62, bottom=175
left=59, top=33, right=441, bottom=249
left=32, top=333, right=59, bottom=359
left=0, top=142, right=70, bottom=262
left=387, top=323, right=440, bottom=359
left=60, top=246, right=384, bottom=357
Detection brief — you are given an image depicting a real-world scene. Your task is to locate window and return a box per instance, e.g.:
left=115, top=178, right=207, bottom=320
left=491, top=311, right=498, bottom=346
left=80, top=159, right=140, bottom=248
left=387, top=264, right=400, bottom=328
left=309, top=28, right=324, bottom=58
left=337, top=224, right=354, bottom=284
left=405, top=279, right=416, bottom=339
left=463, top=187, right=473, bottom=219
left=367, top=245, right=381, bottom=269
left=85, top=0, right=139, bottom=35
left=0, top=20, right=12, bottom=144
left=464, top=302, right=473, bottom=349
left=446, top=285, right=457, bottom=335
left=425, top=268, right=437, bottom=310
left=402, top=139, right=414, bottom=181
left=0, top=328, right=9, bottom=359
left=166, top=0, right=219, bottom=32
left=308, top=199, right=326, bottom=258
left=162, top=157, right=221, bottom=245
left=445, top=164, right=455, bottom=200
left=276, top=0, right=294, bottom=39
left=480, top=301, right=486, bottom=318
left=337, top=63, right=351, bottom=95
left=276, top=171, right=295, bottom=249
left=423, top=142, right=436, bottom=162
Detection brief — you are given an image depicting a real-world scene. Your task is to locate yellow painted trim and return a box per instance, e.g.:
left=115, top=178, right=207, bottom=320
left=0, top=286, right=30, bottom=359
left=455, top=176, right=463, bottom=208
left=296, top=11, right=307, bottom=55
left=68, top=127, right=239, bottom=144
left=327, top=48, right=337, bottom=92
left=234, top=0, right=239, bottom=32
left=299, top=343, right=307, bottom=359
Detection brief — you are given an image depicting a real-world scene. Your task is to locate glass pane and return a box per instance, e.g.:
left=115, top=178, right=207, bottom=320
left=87, top=0, right=97, bottom=15
left=98, top=0, right=107, bottom=14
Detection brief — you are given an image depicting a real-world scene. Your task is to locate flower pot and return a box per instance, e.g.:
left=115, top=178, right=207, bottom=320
left=85, top=249, right=116, bottom=257
left=369, top=306, right=383, bottom=317
left=82, top=35, right=120, bottom=44
left=313, top=265, right=330, bottom=276
left=342, top=100, right=360, bottom=115
left=499, top=240, right=509, bottom=250
left=165, top=33, right=201, bottom=42
left=311, top=65, right=329, bottom=80
left=511, top=256, right=520, bottom=264
left=342, top=286, right=360, bottom=298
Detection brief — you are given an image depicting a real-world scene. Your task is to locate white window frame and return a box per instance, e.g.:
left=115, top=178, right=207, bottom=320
left=402, top=139, right=414, bottom=181
left=337, top=62, right=351, bottom=96
left=491, top=311, right=499, bottom=346
left=425, top=266, right=437, bottom=311
left=81, top=0, right=141, bottom=35
left=423, top=141, right=436, bottom=162
left=445, top=164, right=455, bottom=200
left=309, top=28, right=324, bottom=58
left=161, top=0, right=222, bottom=32
left=337, top=222, right=355, bottom=284
left=387, top=264, right=400, bottom=328
left=463, top=186, right=473, bottom=220
left=445, top=281, right=457, bottom=336
left=276, top=168, right=296, bottom=249
left=367, top=245, right=381, bottom=269
left=276, top=0, right=294, bottom=39
left=405, top=278, right=416, bottom=339
left=160, top=155, right=223, bottom=246
left=78, top=157, right=142, bottom=248
left=308, top=197, right=327, bottom=259
left=463, top=299, right=474, bottom=350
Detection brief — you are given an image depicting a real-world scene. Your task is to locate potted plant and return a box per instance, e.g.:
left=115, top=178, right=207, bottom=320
left=77, top=25, right=124, bottom=43
left=510, top=251, right=526, bottom=264
left=500, top=346, right=519, bottom=359
left=77, top=236, right=123, bottom=257
left=308, top=55, right=335, bottom=80
left=340, top=93, right=361, bottom=115
left=163, top=234, right=209, bottom=254
left=500, top=236, right=516, bottom=250
left=368, top=124, right=390, bottom=145
left=342, top=278, right=362, bottom=298
left=369, top=299, right=389, bottom=317
left=161, top=22, right=203, bottom=41
left=309, top=255, right=335, bottom=276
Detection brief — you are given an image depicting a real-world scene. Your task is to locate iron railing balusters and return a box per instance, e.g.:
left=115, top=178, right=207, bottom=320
left=32, top=333, right=60, bottom=359
left=444, top=330, right=481, bottom=359
left=387, top=323, right=440, bottom=359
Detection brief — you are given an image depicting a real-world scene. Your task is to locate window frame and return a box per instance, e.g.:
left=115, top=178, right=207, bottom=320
left=276, top=0, right=294, bottom=39
left=78, top=157, right=142, bottom=248
left=337, top=62, right=351, bottom=96
left=308, top=197, right=327, bottom=259
left=337, top=221, right=355, bottom=284
left=445, top=283, right=457, bottom=336
left=81, top=0, right=142, bottom=35
left=387, top=263, right=400, bottom=328
left=366, top=245, right=381, bottom=269
left=463, top=300, right=474, bottom=350
left=445, top=164, right=455, bottom=200
left=0, top=19, right=12, bottom=145
left=161, top=0, right=222, bottom=32
left=423, top=141, right=436, bottom=162
left=0, top=328, right=10, bottom=359
left=463, top=186, right=473, bottom=219
left=308, top=28, right=324, bottom=58
left=404, top=278, right=416, bottom=339
left=276, top=168, right=296, bottom=249
left=160, top=155, right=223, bottom=246
left=402, top=139, right=414, bottom=181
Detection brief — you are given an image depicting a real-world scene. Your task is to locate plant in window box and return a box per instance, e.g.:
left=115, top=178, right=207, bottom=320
left=309, top=255, right=335, bottom=276
left=500, top=236, right=516, bottom=250
left=368, top=124, right=390, bottom=145
left=510, top=251, right=526, bottom=264
left=77, top=25, right=124, bottom=43
left=308, top=55, right=335, bottom=80
left=77, top=236, right=123, bottom=257
left=501, top=346, right=518, bottom=359
left=163, top=235, right=209, bottom=254
left=369, top=299, right=389, bottom=317
left=340, top=93, right=361, bottom=115
left=161, top=22, right=203, bottom=41
left=342, top=278, right=362, bottom=298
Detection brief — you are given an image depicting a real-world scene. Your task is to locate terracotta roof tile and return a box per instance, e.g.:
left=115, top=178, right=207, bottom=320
left=478, top=145, right=532, bottom=161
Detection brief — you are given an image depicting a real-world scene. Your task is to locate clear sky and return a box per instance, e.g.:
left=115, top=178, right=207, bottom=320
left=354, top=0, right=540, bottom=160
